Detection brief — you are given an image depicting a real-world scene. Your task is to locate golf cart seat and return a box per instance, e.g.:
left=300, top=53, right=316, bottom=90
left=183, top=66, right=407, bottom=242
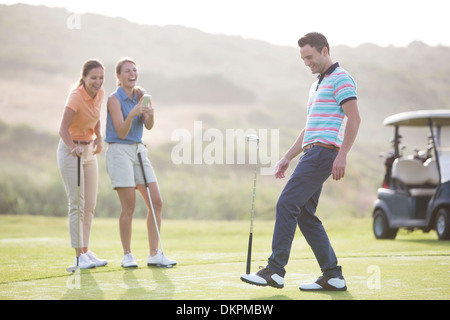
left=424, top=158, right=439, bottom=185
left=438, top=155, right=450, bottom=183
left=391, top=159, right=436, bottom=197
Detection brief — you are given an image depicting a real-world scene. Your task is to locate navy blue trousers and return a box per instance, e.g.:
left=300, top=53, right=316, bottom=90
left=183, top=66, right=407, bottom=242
left=267, top=146, right=342, bottom=278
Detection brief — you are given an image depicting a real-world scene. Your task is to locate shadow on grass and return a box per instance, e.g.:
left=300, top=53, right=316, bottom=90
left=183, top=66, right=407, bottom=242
left=119, top=267, right=175, bottom=300
left=251, top=290, right=354, bottom=300
left=251, top=294, right=293, bottom=300
left=302, top=290, right=355, bottom=300
left=62, top=269, right=104, bottom=300
left=61, top=266, right=176, bottom=300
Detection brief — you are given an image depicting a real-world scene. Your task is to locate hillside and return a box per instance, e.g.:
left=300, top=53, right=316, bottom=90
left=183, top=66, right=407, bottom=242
left=2, top=4, right=450, bottom=136
left=1, top=3, right=449, bottom=218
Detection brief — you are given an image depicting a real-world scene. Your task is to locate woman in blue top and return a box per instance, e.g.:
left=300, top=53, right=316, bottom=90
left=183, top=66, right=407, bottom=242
left=105, top=58, right=176, bottom=268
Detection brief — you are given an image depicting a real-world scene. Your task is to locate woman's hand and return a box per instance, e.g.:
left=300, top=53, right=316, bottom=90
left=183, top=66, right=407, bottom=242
left=70, top=145, right=84, bottom=157
left=129, top=96, right=147, bottom=117
left=93, top=137, right=103, bottom=155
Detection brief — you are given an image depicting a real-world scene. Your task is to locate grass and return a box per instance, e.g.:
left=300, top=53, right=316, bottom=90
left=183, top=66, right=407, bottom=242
left=0, top=215, right=449, bottom=300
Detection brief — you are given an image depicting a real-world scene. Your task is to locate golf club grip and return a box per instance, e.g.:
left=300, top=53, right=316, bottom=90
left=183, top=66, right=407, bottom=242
left=137, top=153, right=149, bottom=186
left=77, top=156, right=81, bottom=187
left=246, top=232, right=253, bottom=274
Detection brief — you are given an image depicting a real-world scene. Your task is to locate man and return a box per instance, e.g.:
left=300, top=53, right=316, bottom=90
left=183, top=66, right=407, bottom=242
left=241, top=32, right=360, bottom=291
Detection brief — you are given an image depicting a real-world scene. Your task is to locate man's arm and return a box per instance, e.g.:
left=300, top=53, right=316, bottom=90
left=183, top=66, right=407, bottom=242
left=274, top=128, right=305, bottom=179
left=332, top=99, right=361, bottom=181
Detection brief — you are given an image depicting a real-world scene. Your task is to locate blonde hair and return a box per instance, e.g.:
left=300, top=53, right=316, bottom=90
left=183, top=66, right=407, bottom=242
left=115, top=57, right=143, bottom=101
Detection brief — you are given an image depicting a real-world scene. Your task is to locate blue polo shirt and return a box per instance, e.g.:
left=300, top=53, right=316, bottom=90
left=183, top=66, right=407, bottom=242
left=105, top=86, right=145, bottom=144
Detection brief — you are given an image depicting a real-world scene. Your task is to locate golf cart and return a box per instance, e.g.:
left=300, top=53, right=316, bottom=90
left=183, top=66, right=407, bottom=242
left=373, top=110, right=450, bottom=240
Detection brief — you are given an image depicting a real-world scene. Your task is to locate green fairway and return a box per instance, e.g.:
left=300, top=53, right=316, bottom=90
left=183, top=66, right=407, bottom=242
left=0, top=215, right=449, bottom=300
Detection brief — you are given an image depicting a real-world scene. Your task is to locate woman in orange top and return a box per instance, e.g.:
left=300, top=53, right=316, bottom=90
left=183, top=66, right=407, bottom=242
left=57, top=59, right=107, bottom=269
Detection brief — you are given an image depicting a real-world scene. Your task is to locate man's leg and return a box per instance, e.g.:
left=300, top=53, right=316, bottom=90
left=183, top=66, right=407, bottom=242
left=296, top=150, right=346, bottom=291
left=268, top=148, right=334, bottom=276
left=297, top=195, right=341, bottom=278
left=241, top=148, right=335, bottom=288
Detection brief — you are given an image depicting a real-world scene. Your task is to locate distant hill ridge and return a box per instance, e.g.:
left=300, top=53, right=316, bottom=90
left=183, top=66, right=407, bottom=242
left=1, top=3, right=449, bottom=146
left=2, top=3, right=449, bottom=110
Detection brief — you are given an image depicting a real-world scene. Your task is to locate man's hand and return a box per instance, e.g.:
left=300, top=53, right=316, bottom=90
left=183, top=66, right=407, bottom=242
left=274, top=157, right=291, bottom=179
left=332, top=152, right=347, bottom=180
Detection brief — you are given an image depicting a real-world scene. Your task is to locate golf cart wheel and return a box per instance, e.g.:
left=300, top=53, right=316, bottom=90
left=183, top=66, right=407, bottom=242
left=436, top=208, right=450, bottom=240
left=373, top=209, right=398, bottom=239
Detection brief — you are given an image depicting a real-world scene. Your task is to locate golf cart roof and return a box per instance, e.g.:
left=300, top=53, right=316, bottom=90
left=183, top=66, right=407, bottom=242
left=383, top=110, right=450, bottom=127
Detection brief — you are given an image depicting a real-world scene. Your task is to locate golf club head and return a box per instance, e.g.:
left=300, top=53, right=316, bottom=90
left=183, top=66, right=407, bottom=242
left=246, top=134, right=259, bottom=142
left=66, top=265, right=79, bottom=273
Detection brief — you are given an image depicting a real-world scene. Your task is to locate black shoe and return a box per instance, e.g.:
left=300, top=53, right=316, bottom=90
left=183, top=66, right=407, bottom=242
left=299, top=275, right=347, bottom=291
left=240, top=267, right=284, bottom=289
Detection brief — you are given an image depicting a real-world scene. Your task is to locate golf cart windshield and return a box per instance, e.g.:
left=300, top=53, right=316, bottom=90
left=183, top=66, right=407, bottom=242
left=383, top=110, right=450, bottom=183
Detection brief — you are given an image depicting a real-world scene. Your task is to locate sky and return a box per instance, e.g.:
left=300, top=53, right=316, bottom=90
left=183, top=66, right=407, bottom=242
left=1, top=0, right=449, bottom=48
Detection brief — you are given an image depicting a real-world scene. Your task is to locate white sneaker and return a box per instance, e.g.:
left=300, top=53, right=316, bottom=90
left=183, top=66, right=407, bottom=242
left=85, top=250, right=108, bottom=267
left=121, top=253, right=138, bottom=268
left=147, top=250, right=177, bottom=267
left=299, top=275, right=347, bottom=291
left=74, top=253, right=96, bottom=269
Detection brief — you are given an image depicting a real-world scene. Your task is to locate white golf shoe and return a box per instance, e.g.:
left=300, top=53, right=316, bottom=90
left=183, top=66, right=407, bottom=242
left=85, top=250, right=108, bottom=267
left=147, top=250, right=177, bottom=267
left=240, top=267, right=284, bottom=289
left=73, top=253, right=96, bottom=269
left=299, top=275, right=347, bottom=291
left=121, top=253, right=138, bottom=268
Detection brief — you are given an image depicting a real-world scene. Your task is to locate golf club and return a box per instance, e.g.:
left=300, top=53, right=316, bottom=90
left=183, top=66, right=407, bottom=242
left=66, top=155, right=81, bottom=273
left=245, top=134, right=259, bottom=274
left=137, top=152, right=172, bottom=268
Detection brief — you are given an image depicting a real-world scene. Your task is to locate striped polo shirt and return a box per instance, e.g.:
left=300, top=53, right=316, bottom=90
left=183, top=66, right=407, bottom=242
left=302, top=63, right=357, bottom=149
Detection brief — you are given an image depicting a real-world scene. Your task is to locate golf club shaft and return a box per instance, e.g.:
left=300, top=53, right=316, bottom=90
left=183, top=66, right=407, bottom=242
left=137, top=152, right=164, bottom=253
left=76, top=155, right=80, bottom=267
left=246, top=139, right=259, bottom=274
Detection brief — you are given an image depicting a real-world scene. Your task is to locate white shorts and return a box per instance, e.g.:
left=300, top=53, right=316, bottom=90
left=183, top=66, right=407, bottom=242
left=106, top=143, right=157, bottom=189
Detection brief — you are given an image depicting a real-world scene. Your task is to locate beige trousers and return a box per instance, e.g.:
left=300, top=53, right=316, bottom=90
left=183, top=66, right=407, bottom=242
left=57, top=139, right=98, bottom=248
